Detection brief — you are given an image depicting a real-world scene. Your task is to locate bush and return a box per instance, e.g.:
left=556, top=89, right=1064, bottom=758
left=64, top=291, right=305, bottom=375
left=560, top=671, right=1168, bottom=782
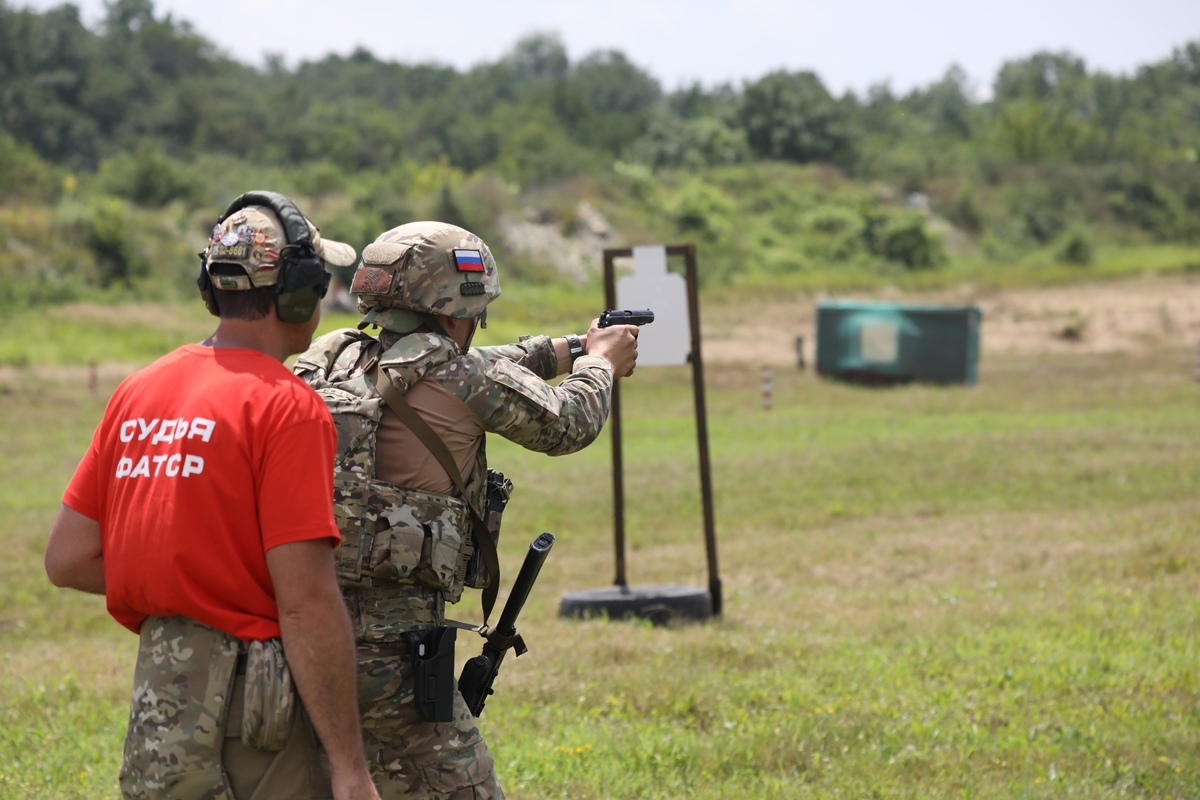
left=54, top=196, right=152, bottom=288
left=802, top=206, right=865, bottom=262
left=1008, top=179, right=1076, bottom=243
left=949, top=186, right=984, bottom=234
left=875, top=210, right=946, bottom=269
left=668, top=181, right=736, bottom=239
left=293, top=160, right=349, bottom=197
left=0, top=132, right=61, bottom=202
left=1102, top=170, right=1185, bottom=238
left=625, top=115, right=751, bottom=170
left=494, top=115, right=602, bottom=189
left=90, top=197, right=147, bottom=286
left=1055, top=225, right=1095, bottom=265
left=94, top=140, right=201, bottom=208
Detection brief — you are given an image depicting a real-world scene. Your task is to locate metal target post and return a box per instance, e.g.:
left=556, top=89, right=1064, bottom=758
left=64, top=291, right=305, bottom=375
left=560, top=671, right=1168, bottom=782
left=559, top=244, right=722, bottom=622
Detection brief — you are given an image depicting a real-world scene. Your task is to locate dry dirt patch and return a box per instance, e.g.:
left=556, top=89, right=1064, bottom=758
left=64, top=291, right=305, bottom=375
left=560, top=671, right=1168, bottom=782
left=702, top=273, right=1200, bottom=366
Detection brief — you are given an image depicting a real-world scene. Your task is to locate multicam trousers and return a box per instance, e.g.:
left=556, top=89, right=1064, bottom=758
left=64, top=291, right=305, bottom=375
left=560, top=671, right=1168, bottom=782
left=120, top=616, right=332, bottom=800
left=357, top=642, right=504, bottom=800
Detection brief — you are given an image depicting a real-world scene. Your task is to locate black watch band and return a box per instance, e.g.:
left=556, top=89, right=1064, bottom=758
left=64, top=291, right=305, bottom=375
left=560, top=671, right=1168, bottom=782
left=565, top=334, right=584, bottom=364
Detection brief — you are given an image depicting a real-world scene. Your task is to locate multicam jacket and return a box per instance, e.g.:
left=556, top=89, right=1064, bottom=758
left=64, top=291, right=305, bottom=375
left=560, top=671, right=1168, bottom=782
left=293, top=328, right=613, bottom=638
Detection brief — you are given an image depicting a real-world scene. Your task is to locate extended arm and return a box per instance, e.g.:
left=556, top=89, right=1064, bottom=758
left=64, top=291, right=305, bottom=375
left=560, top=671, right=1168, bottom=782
left=455, top=322, right=636, bottom=456
left=472, top=335, right=560, bottom=378
left=45, top=504, right=105, bottom=594
left=466, top=320, right=638, bottom=381
left=266, top=540, right=380, bottom=800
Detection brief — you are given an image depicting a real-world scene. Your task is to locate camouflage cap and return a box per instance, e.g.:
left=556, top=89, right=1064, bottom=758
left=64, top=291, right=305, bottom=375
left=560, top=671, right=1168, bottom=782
left=351, top=221, right=501, bottom=321
left=203, top=205, right=357, bottom=290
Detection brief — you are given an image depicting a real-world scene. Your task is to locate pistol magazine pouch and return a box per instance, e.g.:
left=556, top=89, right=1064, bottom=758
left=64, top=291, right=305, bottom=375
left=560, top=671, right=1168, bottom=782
left=335, top=477, right=473, bottom=602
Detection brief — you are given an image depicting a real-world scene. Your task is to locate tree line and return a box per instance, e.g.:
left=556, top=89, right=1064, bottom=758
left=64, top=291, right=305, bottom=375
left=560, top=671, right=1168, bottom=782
left=2, top=0, right=1199, bottom=305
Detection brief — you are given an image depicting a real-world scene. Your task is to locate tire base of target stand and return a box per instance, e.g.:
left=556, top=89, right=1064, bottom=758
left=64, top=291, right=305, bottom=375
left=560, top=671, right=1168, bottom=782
left=558, top=584, right=713, bottom=626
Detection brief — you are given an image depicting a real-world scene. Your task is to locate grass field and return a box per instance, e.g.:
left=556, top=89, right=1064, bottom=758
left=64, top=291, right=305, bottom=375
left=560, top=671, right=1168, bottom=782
left=1, top=295, right=1198, bottom=799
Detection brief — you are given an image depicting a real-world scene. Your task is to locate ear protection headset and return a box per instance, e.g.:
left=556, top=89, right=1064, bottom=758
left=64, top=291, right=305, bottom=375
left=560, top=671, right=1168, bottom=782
left=197, top=190, right=331, bottom=323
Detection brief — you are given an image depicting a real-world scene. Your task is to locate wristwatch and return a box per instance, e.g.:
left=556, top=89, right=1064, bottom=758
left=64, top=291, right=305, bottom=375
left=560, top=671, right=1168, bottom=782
left=565, top=334, right=585, bottom=364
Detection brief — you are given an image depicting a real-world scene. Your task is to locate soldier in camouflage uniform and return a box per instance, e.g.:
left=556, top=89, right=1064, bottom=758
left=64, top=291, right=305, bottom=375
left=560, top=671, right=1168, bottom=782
left=46, top=191, right=381, bottom=800
left=293, top=221, right=639, bottom=799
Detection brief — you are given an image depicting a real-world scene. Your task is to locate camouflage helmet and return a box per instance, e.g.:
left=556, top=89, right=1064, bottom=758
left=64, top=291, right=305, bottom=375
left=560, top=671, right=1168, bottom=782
left=352, top=221, right=501, bottom=330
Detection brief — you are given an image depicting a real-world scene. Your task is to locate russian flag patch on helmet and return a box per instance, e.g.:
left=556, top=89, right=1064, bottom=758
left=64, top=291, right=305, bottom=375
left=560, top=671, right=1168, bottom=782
left=453, top=249, right=485, bottom=272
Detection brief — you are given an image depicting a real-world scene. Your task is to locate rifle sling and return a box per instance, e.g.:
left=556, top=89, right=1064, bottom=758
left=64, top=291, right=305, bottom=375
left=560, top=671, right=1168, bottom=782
left=370, top=367, right=499, bottom=626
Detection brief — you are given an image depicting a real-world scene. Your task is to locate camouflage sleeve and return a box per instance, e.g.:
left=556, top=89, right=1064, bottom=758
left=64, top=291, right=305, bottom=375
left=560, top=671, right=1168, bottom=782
left=446, top=352, right=613, bottom=456
left=469, top=335, right=558, bottom=380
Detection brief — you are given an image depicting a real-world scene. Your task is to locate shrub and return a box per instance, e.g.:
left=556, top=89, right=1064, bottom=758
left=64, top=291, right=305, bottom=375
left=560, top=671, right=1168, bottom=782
left=54, top=196, right=152, bottom=288
left=625, top=115, right=751, bottom=170
left=668, top=181, right=736, bottom=239
left=1055, top=225, right=1095, bottom=265
left=94, top=140, right=200, bottom=208
left=876, top=210, right=947, bottom=269
left=0, top=132, right=61, bottom=202
left=1008, top=179, right=1076, bottom=243
left=803, top=206, right=865, bottom=262
left=1102, top=170, right=1185, bottom=238
left=949, top=187, right=984, bottom=234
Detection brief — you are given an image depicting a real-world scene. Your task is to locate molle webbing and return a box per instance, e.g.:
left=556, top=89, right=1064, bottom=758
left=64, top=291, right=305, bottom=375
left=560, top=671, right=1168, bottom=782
left=296, top=328, right=486, bottom=621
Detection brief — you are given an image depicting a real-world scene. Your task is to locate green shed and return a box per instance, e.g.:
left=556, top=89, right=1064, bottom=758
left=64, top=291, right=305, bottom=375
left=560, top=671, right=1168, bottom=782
left=815, top=300, right=981, bottom=385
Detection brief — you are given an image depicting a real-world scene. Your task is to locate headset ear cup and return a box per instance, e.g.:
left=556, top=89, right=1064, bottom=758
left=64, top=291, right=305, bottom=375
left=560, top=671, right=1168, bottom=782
left=274, top=256, right=327, bottom=323
left=197, top=262, right=219, bottom=317
left=275, top=285, right=320, bottom=324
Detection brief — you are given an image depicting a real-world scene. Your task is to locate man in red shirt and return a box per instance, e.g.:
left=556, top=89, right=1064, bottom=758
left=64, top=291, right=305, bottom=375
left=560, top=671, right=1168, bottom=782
left=45, top=191, right=381, bottom=800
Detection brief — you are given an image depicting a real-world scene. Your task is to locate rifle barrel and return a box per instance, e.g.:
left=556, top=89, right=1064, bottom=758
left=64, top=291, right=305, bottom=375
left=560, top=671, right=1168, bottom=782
left=494, top=532, right=555, bottom=635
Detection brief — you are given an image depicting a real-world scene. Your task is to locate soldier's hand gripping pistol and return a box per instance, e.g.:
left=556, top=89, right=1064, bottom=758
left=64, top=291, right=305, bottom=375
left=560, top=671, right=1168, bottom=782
left=458, top=532, right=555, bottom=717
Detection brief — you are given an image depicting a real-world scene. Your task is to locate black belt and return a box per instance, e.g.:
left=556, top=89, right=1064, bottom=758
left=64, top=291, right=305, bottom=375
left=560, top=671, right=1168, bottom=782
left=235, top=651, right=248, bottom=675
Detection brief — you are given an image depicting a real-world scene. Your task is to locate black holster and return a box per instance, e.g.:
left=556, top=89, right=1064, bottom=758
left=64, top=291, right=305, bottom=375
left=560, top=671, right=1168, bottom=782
left=407, top=627, right=457, bottom=723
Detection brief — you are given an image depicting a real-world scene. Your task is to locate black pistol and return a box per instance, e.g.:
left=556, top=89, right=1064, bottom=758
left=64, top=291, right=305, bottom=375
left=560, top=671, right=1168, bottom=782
left=598, top=309, right=655, bottom=328
left=458, top=532, right=556, bottom=717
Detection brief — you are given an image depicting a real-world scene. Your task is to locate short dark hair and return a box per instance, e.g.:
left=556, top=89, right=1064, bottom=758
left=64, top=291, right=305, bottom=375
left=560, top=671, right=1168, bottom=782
left=207, top=264, right=274, bottom=320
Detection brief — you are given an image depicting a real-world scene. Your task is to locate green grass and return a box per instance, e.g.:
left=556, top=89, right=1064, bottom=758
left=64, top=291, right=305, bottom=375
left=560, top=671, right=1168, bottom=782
left=2, top=299, right=1198, bottom=798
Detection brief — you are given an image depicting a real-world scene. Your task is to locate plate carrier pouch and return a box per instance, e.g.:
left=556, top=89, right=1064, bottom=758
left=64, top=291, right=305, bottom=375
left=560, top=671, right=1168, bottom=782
left=294, top=328, right=501, bottom=641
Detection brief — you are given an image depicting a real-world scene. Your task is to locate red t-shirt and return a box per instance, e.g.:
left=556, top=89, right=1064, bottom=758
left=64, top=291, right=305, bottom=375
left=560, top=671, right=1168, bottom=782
left=62, top=344, right=341, bottom=641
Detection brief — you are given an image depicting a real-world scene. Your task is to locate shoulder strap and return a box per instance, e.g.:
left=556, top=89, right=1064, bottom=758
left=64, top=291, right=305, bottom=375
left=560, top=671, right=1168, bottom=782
left=370, top=367, right=500, bottom=625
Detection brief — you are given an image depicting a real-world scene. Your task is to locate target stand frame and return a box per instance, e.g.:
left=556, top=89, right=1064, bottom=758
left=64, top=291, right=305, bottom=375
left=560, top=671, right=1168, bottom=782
left=558, top=244, right=722, bottom=626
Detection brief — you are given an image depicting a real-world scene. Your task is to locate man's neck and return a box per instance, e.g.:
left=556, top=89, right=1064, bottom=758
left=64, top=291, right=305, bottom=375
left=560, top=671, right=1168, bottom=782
left=201, top=318, right=289, bottom=362
left=438, top=316, right=476, bottom=350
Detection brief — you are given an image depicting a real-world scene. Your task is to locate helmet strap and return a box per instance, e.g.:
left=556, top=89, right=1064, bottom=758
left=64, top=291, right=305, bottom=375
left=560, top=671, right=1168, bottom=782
left=462, top=319, right=479, bottom=351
